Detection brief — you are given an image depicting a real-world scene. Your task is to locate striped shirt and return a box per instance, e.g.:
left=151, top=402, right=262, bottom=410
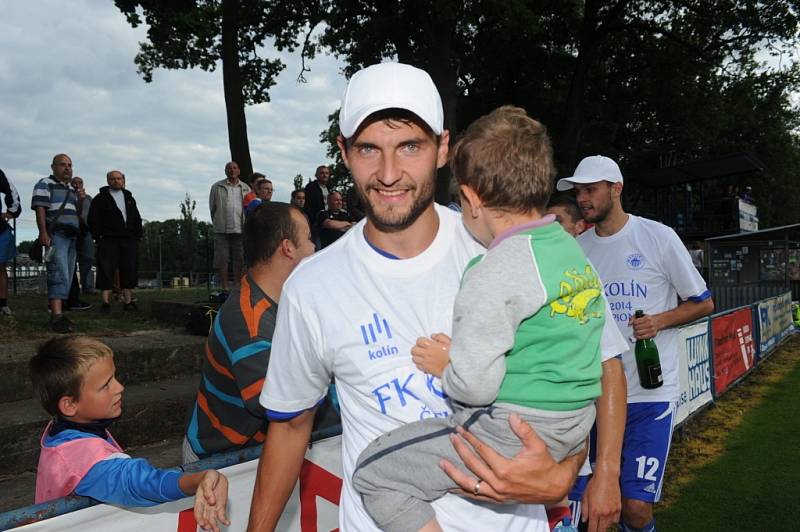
left=0, top=169, right=21, bottom=233
left=186, top=274, right=276, bottom=457
left=30, top=175, right=80, bottom=230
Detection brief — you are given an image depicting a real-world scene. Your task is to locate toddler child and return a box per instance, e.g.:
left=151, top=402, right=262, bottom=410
left=353, top=106, right=610, bottom=532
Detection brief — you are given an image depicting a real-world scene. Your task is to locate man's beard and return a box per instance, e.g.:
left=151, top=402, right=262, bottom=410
left=357, top=175, right=436, bottom=234
left=583, top=198, right=613, bottom=224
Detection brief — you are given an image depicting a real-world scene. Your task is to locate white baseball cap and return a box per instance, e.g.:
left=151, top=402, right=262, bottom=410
left=339, top=62, right=444, bottom=138
left=556, top=155, right=624, bottom=191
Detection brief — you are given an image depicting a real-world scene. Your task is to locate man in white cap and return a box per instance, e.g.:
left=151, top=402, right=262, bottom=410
left=247, top=63, right=583, bottom=531
left=557, top=156, right=714, bottom=532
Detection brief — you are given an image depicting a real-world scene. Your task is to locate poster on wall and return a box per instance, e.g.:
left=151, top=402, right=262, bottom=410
left=675, top=322, right=713, bottom=425
left=711, top=308, right=756, bottom=396
left=757, top=292, right=793, bottom=354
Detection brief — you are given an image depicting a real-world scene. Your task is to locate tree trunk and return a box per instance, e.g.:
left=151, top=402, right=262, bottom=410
left=221, top=0, right=253, bottom=180
left=559, top=0, right=602, bottom=173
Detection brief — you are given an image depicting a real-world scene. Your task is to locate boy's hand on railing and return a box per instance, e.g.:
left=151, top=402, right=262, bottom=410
left=195, top=470, right=230, bottom=532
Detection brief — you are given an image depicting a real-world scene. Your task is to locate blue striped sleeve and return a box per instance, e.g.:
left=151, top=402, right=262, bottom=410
left=266, top=396, right=326, bottom=421
left=31, top=180, right=51, bottom=209
left=688, top=289, right=712, bottom=303
left=74, top=457, right=186, bottom=507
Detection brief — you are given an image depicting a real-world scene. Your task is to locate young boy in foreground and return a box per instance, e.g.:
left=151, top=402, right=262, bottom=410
left=29, top=335, right=229, bottom=532
left=353, top=106, right=623, bottom=532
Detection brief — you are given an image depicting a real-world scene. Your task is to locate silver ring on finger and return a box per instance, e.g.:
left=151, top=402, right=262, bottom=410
left=473, top=479, right=482, bottom=496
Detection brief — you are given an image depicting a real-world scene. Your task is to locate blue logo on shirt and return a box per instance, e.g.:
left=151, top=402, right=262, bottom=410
left=626, top=253, right=645, bottom=270
left=360, top=312, right=393, bottom=345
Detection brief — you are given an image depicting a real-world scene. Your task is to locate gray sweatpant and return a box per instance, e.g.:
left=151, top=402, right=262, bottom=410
left=352, top=403, right=595, bottom=532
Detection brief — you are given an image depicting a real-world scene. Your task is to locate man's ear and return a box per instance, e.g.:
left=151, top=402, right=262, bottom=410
left=611, top=181, right=624, bottom=198
left=336, top=135, right=351, bottom=169
left=58, top=396, right=78, bottom=418
left=459, top=185, right=483, bottom=218
left=436, top=130, right=451, bottom=169
left=280, top=238, right=296, bottom=260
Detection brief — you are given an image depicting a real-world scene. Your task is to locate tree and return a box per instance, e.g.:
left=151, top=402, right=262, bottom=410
left=115, top=0, right=319, bottom=179
left=17, top=240, right=35, bottom=255
left=313, top=1, right=800, bottom=223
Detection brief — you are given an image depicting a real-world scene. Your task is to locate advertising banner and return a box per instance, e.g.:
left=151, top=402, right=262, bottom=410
left=711, top=308, right=756, bottom=396
left=738, top=199, right=758, bottom=232
left=757, top=292, right=793, bottom=354
left=675, top=322, right=713, bottom=425
left=17, top=435, right=344, bottom=532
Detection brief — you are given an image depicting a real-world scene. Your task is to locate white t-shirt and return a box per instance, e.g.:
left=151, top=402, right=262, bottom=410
left=261, top=205, right=547, bottom=532
left=109, top=189, right=127, bottom=222
left=578, top=215, right=709, bottom=403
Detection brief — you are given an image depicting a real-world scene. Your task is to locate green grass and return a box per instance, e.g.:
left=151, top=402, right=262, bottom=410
left=0, top=287, right=211, bottom=339
left=656, top=337, right=800, bottom=531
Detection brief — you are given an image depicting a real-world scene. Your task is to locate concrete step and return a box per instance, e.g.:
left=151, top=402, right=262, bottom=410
left=0, top=436, right=185, bottom=513
left=0, top=330, right=205, bottom=403
left=0, top=375, right=198, bottom=476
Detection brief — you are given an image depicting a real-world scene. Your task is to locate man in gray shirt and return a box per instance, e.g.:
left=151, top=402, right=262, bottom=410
left=210, top=161, right=251, bottom=291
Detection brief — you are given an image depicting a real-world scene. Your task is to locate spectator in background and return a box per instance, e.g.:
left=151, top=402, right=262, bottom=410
left=315, top=191, right=354, bottom=248
left=71, top=177, right=95, bottom=294
left=32, top=154, right=80, bottom=333
left=304, top=165, right=331, bottom=249
left=183, top=202, right=316, bottom=463
left=0, top=168, right=21, bottom=316
left=210, top=161, right=251, bottom=291
left=64, top=176, right=93, bottom=311
left=290, top=189, right=306, bottom=210
left=88, top=170, right=143, bottom=314
left=546, top=192, right=586, bottom=237
left=243, top=173, right=269, bottom=217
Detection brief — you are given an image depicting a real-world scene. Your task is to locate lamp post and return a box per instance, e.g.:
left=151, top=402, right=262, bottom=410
left=158, top=230, right=163, bottom=290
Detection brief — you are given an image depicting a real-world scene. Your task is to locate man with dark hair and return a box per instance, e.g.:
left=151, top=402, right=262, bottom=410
left=290, top=189, right=306, bottom=210
left=64, top=176, right=93, bottom=311
left=315, top=191, right=354, bottom=248
left=547, top=192, right=586, bottom=237
left=31, top=154, right=80, bottom=333
left=210, top=161, right=251, bottom=290
left=248, top=62, right=583, bottom=532
left=243, top=173, right=272, bottom=216
left=87, top=170, right=143, bottom=313
left=558, top=155, right=714, bottom=532
left=303, top=165, right=331, bottom=248
left=0, top=168, right=21, bottom=316
left=183, top=202, right=315, bottom=463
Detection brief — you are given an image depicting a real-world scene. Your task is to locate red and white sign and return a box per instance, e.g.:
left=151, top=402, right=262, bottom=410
left=711, top=308, right=756, bottom=395
left=16, top=436, right=344, bottom=532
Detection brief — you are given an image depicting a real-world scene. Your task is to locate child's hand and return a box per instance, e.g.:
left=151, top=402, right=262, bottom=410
left=411, top=333, right=452, bottom=377
left=194, top=470, right=230, bottom=532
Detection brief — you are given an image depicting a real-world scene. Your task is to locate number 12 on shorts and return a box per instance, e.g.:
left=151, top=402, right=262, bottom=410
left=635, top=456, right=660, bottom=481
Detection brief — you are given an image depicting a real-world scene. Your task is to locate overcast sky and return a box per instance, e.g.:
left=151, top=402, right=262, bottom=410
left=1, top=1, right=347, bottom=242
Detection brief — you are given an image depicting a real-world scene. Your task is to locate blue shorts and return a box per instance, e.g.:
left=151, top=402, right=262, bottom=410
left=621, top=401, right=676, bottom=503
left=0, top=228, right=16, bottom=263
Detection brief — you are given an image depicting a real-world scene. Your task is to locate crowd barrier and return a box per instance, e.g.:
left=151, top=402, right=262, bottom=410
left=2, top=293, right=796, bottom=531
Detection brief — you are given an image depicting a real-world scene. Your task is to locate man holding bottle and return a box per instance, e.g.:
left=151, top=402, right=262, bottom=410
left=557, top=156, right=713, bottom=532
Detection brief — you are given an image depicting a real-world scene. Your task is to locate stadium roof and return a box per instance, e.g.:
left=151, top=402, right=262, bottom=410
left=706, top=223, right=800, bottom=244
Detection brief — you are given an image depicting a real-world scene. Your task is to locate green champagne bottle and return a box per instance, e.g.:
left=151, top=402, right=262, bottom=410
left=634, top=310, right=663, bottom=389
